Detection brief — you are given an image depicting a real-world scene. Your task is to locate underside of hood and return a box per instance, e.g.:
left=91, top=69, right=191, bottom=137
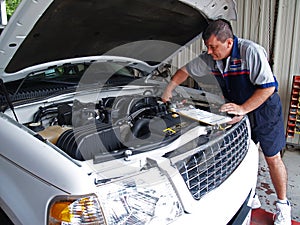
left=2, top=0, right=209, bottom=74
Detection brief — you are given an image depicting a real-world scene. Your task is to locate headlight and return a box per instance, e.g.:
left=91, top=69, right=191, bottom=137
left=97, top=167, right=183, bottom=225
left=48, top=194, right=105, bottom=225
left=48, top=167, right=183, bottom=225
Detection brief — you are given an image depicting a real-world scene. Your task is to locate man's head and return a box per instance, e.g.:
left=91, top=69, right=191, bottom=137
left=202, top=19, right=234, bottom=60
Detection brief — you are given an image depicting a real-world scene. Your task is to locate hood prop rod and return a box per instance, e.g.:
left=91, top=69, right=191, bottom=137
left=0, top=79, right=19, bottom=122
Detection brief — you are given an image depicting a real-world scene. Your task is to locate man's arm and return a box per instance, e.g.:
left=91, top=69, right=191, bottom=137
left=220, top=86, right=275, bottom=115
left=161, top=67, right=190, bottom=102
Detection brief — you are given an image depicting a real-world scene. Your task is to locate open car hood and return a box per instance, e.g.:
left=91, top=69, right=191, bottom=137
left=0, top=0, right=236, bottom=82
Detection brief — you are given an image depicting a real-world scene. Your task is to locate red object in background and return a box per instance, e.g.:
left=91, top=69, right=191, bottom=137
left=251, top=208, right=300, bottom=225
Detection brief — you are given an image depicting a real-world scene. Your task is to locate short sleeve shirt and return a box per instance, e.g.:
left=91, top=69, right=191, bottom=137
left=186, top=36, right=278, bottom=105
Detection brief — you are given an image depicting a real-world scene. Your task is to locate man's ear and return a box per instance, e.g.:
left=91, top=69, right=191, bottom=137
left=227, top=38, right=234, bottom=48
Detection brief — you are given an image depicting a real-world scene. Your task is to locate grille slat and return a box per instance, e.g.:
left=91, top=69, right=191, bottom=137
left=174, top=118, right=249, bottom=200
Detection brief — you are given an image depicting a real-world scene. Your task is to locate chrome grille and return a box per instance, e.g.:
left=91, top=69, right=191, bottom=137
left=174, top=118, right=249, bottom=200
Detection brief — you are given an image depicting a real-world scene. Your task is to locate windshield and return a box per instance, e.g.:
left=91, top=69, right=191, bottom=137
left=0, top=61, right=149, bottom=108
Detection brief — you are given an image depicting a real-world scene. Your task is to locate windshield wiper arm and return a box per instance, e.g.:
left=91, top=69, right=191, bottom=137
left=12, top=72, right=32, bottom=101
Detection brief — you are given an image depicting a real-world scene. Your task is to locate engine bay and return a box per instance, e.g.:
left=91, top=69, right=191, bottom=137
left=28, top=95, right=203, bottom=161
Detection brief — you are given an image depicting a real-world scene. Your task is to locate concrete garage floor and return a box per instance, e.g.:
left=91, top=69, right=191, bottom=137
left=255, top=147, right=300, bottom=222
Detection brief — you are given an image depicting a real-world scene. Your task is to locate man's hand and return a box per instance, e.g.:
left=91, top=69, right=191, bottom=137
left=220, top=103, right=246, bottom=116
left=161, top=68, right=189, bottom=103
left=220, top=103, right=245, bottom=124
left=161, top=90, right=172, bottom=103
left=161, top=80, right=180, bottom=102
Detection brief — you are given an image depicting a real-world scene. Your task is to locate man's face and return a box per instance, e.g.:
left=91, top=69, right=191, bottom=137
left=204, top=34, right=233, bottom=60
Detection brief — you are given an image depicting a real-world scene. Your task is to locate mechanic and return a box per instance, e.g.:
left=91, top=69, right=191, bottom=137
left=162, top=19, right=291, bottom=225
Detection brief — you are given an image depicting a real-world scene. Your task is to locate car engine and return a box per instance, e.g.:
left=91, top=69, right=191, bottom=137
left=30, top=94, right=202, bottom=161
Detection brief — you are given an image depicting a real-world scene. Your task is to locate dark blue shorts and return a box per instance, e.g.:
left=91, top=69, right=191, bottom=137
left=248, top=92, right=286, bottom=157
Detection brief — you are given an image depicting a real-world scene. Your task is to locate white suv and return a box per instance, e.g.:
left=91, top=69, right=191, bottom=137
left=0, top=0, right=258, bottom=224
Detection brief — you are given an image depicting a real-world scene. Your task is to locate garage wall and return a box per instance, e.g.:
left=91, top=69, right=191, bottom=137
left=232, top=0, right=277, bottom=61
left=273, top=0, right=300, bottom=145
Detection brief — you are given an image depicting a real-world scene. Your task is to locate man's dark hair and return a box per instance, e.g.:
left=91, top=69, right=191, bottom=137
left=202, top=19, right=233, bottom=43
